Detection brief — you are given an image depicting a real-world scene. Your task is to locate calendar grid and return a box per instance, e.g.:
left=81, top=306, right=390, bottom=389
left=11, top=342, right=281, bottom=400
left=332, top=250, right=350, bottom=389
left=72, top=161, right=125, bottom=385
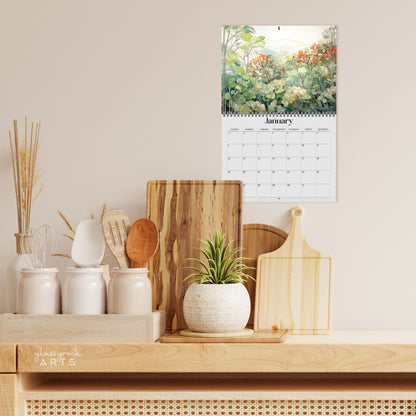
left=222, top=115, right=336, bottom=202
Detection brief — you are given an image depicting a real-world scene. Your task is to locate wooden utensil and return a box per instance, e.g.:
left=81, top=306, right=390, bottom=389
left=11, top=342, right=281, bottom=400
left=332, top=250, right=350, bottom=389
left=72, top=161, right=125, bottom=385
left=242, top=224, right=288, bottom=326
left=102, top=209, right=131, bottom=268
left=71, top=219, right=105, bottom=267
left=126, top=218, right=159, bottom=268
left=254, top=207, right=333, bottom=334
left=147, top=180, right=243, bottom=330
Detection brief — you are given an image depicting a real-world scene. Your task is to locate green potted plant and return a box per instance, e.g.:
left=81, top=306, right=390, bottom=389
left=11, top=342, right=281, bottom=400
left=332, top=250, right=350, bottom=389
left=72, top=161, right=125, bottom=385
left=183, top=231, right=254, bottom=333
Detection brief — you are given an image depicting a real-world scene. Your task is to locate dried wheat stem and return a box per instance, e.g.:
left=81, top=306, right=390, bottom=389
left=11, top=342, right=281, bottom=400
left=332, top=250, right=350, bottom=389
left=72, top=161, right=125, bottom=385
left=52, top=253, right=72, bottom=259
left=9, top=117, right=42, bottom=235
left=28, top=122, right=40, bottom=228
left=101, top=204, right=106, bottom=221
left=27, top=122, right=34, bottom=229
left=63, top=234, right=74, bottom=241
left=13, top=120, right=22, bottom=233
left=9, top=131, right=20, bottom=233
left=24, top=115, right=29, bottom=231
left=58, top=211, right=75, bottom=234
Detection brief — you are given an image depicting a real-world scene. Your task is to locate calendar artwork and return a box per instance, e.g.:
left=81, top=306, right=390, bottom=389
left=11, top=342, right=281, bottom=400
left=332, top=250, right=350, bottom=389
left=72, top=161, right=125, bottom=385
left=221, top=25, right=337, bottom=202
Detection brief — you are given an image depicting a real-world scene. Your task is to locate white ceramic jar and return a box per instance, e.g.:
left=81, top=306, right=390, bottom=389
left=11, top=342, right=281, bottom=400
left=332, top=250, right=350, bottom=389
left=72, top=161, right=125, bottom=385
left=108, top=268, right=151, bottom=314
left=63, top=267, right=106, bottom=314
left=17, top=268, right=61, bottom=314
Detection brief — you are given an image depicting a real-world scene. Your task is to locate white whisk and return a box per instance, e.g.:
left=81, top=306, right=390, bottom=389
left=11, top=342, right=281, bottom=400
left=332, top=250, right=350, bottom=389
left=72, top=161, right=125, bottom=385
left=21, top=225, right=57, bottom=269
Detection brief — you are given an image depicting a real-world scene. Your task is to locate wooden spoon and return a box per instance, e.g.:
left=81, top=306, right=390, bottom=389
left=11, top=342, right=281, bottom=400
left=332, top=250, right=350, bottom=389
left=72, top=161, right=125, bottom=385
left=102, top=209, right=131, bottom=268
left=126, top=218, right=159, bottom=268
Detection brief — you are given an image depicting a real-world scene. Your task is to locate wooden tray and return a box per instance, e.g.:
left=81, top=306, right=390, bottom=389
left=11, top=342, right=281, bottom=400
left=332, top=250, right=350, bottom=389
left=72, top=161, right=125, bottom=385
left=160, top=329, right=288, bottom=343
left=146, top=180, right=243, bottom=330
left=0, top=311, right=165, bottom=343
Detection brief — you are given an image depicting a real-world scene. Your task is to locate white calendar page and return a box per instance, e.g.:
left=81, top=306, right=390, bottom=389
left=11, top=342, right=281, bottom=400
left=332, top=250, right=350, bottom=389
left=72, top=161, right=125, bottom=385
left=222, top=115, right=336, bottom=202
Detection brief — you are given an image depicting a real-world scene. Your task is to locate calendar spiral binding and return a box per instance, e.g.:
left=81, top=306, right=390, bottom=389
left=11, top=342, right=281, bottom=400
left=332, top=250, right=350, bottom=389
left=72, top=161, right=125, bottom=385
left=222, top=112, right=336, bottom=117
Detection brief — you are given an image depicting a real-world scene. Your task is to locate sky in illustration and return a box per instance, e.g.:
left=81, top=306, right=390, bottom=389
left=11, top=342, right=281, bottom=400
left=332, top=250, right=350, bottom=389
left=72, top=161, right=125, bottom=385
left=253, top=25, right=332, bottom=53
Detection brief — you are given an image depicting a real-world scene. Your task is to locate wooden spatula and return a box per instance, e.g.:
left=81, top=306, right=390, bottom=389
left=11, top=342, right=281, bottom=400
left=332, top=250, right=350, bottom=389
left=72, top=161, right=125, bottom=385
left=126, top=218, right=159, bottom=268
left=102, top=209, right=131, bottom=268
left=254, top=206, right=333, bottom=334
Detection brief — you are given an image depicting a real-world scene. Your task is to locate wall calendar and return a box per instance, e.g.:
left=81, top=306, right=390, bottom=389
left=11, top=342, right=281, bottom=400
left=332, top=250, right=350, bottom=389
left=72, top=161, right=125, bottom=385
left=221, top=25, right=337, bottom=202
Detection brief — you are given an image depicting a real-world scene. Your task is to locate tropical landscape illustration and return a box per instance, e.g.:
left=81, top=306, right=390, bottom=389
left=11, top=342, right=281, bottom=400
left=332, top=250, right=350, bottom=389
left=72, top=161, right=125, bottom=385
left=221, top=25, right=337, bottom=114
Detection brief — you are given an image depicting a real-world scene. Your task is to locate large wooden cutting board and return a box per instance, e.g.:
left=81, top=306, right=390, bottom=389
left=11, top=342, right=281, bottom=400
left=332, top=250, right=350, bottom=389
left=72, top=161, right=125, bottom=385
left=146, top=180, right=242, bottom=330
left=254, top=207, right=333, bottom=334
left=242, top=224, right=288, bottom=327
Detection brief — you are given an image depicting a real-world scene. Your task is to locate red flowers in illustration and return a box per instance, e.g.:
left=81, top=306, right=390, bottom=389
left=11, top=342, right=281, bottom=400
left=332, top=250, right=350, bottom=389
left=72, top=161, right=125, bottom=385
left=248, top=53, right=285, bottom=83
left=296, top=44, right=337, bottom=65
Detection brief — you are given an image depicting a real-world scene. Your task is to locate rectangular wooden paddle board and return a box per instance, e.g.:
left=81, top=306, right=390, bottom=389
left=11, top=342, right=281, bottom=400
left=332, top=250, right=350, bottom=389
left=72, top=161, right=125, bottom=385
left=254, top=207, right=333, bottom=334
left=146, top=180, right=243, bottom=330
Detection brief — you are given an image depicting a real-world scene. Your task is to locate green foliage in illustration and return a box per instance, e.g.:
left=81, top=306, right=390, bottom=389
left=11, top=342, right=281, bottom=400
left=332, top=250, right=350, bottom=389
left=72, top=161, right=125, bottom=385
left=221, top=25, right=337, bottom=114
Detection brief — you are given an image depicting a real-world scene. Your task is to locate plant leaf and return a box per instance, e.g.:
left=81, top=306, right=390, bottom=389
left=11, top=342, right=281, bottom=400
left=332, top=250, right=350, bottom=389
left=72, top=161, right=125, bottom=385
left=183, top=231, right=256, bottom=284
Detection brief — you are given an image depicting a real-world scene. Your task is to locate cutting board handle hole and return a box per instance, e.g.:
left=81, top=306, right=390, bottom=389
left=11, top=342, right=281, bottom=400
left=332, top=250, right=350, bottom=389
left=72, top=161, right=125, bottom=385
left=291, top=207, right=303, bottom=217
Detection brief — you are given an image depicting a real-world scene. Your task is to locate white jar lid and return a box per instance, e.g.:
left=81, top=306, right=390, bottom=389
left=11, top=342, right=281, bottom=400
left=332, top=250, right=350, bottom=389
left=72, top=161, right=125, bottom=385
left=111, top=267, right=148, bottom=273
left=21, top=267, right=59, bottom=274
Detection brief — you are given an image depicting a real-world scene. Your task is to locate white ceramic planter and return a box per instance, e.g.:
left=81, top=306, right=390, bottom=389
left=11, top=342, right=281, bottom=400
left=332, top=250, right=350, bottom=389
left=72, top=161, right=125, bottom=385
left=183, top=282, right=250, bottom=333
left=62, top=267, right=106, bottom=314
left=17, top=268, right=61, bottom=314
left=108, top=268, right=152, bottom=314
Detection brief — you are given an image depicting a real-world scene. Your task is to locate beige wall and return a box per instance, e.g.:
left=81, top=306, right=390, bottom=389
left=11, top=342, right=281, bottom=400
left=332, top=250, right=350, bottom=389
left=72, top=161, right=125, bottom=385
left=0, top=0, right=415, bottom=329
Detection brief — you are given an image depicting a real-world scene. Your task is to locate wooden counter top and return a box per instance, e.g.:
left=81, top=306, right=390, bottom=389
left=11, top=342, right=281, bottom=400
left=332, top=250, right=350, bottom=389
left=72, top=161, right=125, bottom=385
left=14, top=332, right=416, bottom=373
left=0, top=344, right=16, bottom=372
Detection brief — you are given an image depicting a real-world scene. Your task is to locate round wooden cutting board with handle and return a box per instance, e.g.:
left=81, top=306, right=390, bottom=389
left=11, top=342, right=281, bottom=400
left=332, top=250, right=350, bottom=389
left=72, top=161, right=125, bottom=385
left=242, top=223, right=288, bottom=327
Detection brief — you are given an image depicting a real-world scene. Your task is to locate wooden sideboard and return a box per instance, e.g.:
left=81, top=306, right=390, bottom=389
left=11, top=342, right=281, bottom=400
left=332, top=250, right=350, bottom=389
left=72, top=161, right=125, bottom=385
left=3, top=332, right=416, bottom=416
